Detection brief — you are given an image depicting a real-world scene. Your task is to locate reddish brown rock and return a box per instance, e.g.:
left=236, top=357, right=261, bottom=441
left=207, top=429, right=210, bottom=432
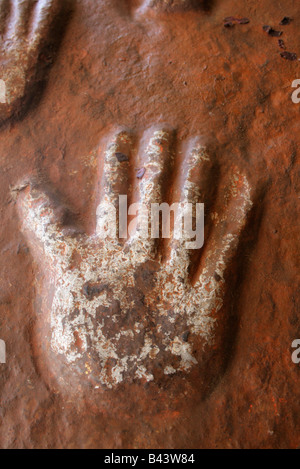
left=0, top=0, right=299, bottom=450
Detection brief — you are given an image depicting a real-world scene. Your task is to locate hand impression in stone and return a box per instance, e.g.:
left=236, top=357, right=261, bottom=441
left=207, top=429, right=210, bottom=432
left=0, top=0, right=63, bottom=123
left=18, top=128, right=253, bottom=390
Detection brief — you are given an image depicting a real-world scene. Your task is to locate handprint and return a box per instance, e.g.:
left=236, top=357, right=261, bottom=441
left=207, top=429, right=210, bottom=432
left=0, top=0, right=69, bottom=124
left=18, top=128, right=253, bottom=390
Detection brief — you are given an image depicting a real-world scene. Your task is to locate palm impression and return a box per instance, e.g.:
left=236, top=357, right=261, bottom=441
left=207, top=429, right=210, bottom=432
left=17, top=128, right=255, bottom=390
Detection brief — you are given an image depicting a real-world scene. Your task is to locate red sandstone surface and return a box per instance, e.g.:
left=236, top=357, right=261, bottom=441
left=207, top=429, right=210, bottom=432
left=0, top=0, right=299, bottom=449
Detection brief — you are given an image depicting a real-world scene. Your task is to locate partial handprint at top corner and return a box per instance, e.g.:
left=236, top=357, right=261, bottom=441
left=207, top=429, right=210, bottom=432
left=0, top=0, right=70, bottom=124
left=114, top=0, right=213, bottom=17
left=144, top=0, right=208, bottom=11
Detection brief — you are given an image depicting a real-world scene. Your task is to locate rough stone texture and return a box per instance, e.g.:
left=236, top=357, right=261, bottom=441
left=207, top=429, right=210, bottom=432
left=0, top=0, right=299, bottom=449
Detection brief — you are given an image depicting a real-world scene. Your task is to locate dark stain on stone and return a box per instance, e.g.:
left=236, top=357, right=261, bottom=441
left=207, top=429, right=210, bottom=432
left=280, top=51, right=297, bottom=61
left=83, top=282, right=108, bottom=301
left=115, top=152, right=129, bottom=162
left=280, top=17, right=292, bottom=26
